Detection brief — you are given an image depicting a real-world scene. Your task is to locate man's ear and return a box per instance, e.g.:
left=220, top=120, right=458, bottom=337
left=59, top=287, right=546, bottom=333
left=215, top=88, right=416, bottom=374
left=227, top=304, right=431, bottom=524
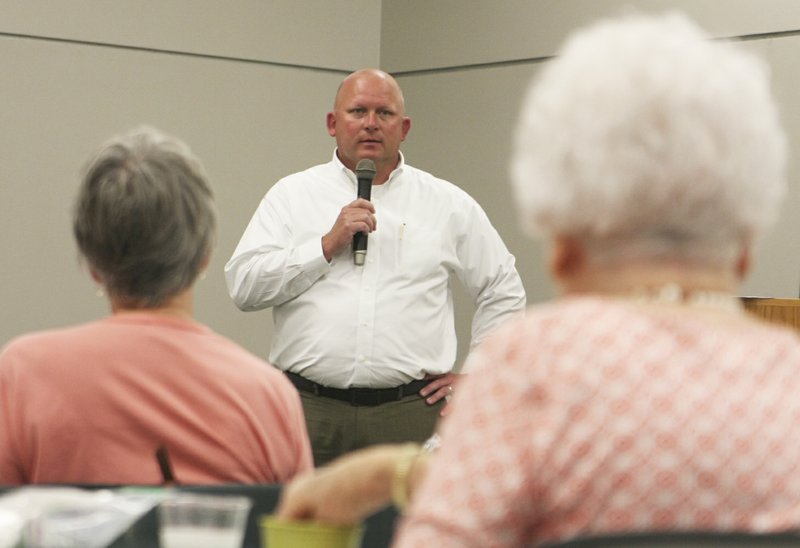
left=326, top=112, right=337, bottom=137
left=400, top=116, right=411, bottom=142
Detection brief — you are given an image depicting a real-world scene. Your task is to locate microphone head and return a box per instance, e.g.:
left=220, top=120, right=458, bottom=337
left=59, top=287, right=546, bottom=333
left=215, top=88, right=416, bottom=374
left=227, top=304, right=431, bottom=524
left=355, top=159, right=377, bottom=180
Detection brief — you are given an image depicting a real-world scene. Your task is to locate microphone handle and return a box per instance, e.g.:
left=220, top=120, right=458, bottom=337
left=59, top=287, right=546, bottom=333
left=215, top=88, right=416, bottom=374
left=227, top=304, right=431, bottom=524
left=353, top=177, right=372, bottom=265
left=353, top=233, right=367, bottom=265
left=357, top=175, right=373, bottom=201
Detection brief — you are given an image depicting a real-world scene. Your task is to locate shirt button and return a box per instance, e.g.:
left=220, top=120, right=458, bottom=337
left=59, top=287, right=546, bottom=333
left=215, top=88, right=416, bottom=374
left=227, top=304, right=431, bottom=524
left=357, top=355, right=366, bottom=362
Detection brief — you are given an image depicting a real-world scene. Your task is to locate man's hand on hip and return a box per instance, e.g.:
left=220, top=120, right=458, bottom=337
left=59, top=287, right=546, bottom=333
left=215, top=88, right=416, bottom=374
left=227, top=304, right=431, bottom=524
left=420, top=372, right=463, bottom=417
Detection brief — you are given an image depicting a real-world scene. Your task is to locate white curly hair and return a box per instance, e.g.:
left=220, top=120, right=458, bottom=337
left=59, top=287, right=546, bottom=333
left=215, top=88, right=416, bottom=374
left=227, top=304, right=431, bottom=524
left=511, top=11, right=787, bottom=267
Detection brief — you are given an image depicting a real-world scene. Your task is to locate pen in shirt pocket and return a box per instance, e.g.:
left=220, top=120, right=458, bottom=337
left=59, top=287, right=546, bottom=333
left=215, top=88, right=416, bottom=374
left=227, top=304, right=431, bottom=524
left=399, top=222, right=406, bottom=268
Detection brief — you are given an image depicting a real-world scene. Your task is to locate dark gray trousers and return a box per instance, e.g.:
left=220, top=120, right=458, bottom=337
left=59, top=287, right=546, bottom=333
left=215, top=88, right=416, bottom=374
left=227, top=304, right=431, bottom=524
left=298, top=390, right=443, bottom=467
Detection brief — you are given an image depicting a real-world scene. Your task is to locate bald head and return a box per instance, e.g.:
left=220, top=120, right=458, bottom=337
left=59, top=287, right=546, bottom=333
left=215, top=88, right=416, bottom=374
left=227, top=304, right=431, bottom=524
left=334, top=68, right=406, bottom=115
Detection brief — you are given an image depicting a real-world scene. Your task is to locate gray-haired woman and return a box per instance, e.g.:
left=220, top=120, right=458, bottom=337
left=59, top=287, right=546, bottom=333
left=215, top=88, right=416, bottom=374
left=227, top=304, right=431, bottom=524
left=0, top=127, right=312, bottom=485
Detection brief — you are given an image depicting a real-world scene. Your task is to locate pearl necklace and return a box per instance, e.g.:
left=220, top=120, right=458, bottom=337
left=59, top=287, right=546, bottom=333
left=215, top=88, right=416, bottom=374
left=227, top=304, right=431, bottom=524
left=628, top=283, right=742, bottom=314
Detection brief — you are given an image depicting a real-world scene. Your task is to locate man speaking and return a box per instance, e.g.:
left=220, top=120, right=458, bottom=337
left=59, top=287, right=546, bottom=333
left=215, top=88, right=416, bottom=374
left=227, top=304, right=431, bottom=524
left=225, top=68, right=526, bottom=466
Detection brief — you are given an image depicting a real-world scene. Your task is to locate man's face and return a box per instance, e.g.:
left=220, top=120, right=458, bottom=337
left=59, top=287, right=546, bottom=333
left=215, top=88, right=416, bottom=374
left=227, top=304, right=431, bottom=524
left=327, top=72, right=411, bottom=174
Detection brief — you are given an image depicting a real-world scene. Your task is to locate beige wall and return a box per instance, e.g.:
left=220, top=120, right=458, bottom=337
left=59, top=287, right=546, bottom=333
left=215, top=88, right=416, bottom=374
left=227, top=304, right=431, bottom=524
left=1, top=0, right=380, bottom=70
left=0, top=0, right=379, bottom=358
left=381, top=0, right=800, bottom=70
left=3, top=1, right=800, bottom=366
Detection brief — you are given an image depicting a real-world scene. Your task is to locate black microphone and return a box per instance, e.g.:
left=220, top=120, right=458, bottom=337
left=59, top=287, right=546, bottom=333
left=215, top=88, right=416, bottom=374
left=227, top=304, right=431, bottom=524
left=353, top=159, right=376, bottom=265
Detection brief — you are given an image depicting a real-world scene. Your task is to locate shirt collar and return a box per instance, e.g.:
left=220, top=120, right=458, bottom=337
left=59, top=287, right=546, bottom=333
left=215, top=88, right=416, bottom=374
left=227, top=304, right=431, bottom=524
left=331, top=149, right=406, bottom=185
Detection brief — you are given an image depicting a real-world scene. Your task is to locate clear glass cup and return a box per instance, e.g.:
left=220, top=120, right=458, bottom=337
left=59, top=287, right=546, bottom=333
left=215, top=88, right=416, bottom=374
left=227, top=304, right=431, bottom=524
left=158, top=494, right=252, bottom=548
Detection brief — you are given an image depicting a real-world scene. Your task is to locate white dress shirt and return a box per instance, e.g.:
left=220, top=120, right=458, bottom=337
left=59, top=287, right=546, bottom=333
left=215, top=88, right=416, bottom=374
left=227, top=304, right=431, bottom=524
left=225, top=152, right=526, bottom=388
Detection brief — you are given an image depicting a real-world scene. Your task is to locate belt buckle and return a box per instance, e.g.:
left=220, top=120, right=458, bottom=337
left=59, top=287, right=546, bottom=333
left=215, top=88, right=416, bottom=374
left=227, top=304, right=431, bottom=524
left=350, top=387, right=386, bottom=406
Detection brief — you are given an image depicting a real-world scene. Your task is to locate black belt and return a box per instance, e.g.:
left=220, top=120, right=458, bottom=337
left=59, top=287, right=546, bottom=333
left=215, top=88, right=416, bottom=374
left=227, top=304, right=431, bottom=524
left=285, top=371, right=429, bottom=407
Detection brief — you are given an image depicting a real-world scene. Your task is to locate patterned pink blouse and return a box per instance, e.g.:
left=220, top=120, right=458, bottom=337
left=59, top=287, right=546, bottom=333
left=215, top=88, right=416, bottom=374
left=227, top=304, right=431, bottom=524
left=395, top=296, right=800, bottom=547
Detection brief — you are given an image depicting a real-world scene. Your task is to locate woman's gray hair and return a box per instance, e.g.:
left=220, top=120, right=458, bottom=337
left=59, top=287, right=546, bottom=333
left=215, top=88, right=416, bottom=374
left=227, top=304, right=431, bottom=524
left=73, top=126, right=217, bottom=308
left=511, top=12, right=788, bottom=267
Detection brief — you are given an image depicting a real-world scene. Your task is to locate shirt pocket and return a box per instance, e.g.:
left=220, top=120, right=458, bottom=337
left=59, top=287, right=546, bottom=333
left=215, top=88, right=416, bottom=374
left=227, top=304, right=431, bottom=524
left=397, top=222, right=442, bottom=279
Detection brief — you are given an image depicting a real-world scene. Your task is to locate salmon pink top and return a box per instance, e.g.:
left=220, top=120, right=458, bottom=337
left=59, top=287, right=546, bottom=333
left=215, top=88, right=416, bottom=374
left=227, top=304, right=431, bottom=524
left=0, top=312, right=312, bottom=485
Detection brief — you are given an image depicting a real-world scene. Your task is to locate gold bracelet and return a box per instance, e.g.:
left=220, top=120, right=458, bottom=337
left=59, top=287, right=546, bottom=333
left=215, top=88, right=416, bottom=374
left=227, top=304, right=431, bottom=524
left=391, top=443, right=422, bottom=512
